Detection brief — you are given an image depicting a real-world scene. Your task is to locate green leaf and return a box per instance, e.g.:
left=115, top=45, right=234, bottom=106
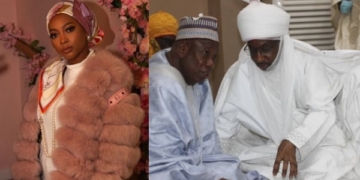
left=111, top=0, right=122, bottom=8
left=30, top=40, right=39, bottom=47
left=36, top=46, right=46, bottom=52
left=132, top=56, right=139, bottom=63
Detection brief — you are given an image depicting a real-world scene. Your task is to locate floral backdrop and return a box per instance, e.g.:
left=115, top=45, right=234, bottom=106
left=98, top=0, right=149, bottom=179
left=0, top=23, right=49, bottom=86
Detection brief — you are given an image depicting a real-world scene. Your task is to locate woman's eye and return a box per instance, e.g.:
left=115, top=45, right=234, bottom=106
left=49, top=33, right=57, bottom=39
left=66, top=26, right=75, bottom=33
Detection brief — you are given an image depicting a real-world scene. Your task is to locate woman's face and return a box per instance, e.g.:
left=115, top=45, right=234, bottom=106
left=48, top=13, right=89, bottom=65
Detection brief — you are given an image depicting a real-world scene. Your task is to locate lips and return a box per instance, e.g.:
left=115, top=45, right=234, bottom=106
left=257, top=63, right=270, bottom=70
left=201, top=71, right=209, bottom=78
left=62, top=47, right=73, bottom=54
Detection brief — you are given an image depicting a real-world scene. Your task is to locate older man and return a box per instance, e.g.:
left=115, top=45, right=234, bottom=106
left=215, top=1, right=359, bottom=180
left=149, top=14, right=264, bottom=180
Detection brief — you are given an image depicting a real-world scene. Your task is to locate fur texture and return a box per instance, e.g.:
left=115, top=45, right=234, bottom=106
left=11, top=50, right=144, bottom=180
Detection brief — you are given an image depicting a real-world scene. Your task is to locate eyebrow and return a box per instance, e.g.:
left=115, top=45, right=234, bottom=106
left=49, top=22, right=74, bottom=32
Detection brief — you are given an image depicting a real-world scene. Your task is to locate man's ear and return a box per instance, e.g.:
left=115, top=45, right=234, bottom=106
left=176, top=41, right=189, bottom=58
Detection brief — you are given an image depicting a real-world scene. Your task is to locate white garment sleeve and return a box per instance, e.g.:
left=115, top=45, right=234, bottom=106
left=285, top=59, right=337, bottom=161
left=214, top=62, right=242, bottom=145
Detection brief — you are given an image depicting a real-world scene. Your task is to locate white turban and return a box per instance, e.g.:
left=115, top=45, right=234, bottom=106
left=237, top=1, right=290, bottom=42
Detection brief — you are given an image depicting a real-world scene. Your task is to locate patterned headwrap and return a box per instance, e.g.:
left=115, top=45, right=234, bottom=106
left=176, top=14, right=219, bottom=42
left=149, top=11, right=178, bottom=57
left=46, top=0, right=104, bottom=47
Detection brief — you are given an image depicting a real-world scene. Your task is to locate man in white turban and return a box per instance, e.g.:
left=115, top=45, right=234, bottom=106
left=215, top=1, right=360, bottom=179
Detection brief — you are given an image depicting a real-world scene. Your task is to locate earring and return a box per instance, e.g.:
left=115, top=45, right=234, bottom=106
left=87, top=36, right=90, bottom=41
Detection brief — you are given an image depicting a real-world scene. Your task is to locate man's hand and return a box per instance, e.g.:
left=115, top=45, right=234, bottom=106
left=273, top=139, right=298, bottom=178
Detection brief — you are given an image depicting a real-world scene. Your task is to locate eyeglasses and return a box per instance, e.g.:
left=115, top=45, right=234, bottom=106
left=244, top=40, right=280, bottom=57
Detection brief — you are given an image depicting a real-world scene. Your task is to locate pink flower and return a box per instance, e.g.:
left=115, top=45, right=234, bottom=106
left=119, top=15, right=127, bottom=21
left=128, top=5, right=141, bottom=20
left=119, top=40, right=136, bottom=57
left=135, top=52, right=146, bottom=62
left=121, top=4, right=128, bottom=10
left=3, top=42, right=12, bottom=49
left=25, top=53, right=49, bottom=83
left=132, top=0, right=143, bottom=6
left=119, top=8, right=126, bottom=16
left=139, top=35, right=149, bottom=54
left=130, top=26, right=135, bottom=32
left=127, top=61, right=141, bottom=71
left=97, top=0, right=105, bottom=5
left=121, top=0, right=133, bottom=5
left=139, top=77, right=149, bottom=96
left=138, top=19, right=147, bottom=29
left=120, top=24, right=130, bottom=39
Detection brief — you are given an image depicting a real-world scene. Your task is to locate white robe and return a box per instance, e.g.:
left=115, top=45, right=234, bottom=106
left=215, top=35, right=359, bottom=180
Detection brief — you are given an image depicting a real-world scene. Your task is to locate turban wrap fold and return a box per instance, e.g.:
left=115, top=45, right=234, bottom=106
left=237, top=1, right=290, bottom=42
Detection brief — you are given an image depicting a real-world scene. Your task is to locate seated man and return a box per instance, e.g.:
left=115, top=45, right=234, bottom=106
left=215, top=1, right=359, bottom=179
left=149, top=14, right=264, bottom=180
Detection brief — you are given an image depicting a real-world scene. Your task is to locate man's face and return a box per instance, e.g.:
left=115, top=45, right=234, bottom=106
left=247, top=39, right=280, bottom=70
left=48, top=14, right=89, bottom=65
left=178, top=39, right=218, bottom=85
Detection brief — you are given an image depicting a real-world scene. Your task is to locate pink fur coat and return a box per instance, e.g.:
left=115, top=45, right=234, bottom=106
left=11, top=50, right=144, bottom=180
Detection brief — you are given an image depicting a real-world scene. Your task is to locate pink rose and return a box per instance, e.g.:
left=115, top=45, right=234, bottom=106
left=136, top=33, right=142, bottom=45
left=121, top=4, right=128, bottom=10
left=139, top=35, right=149, bottom=54
left=121, top=0, right=133, bottom=5
left=123, top=40, right=137, bottom=56
left=120, top=25, right=130, bottom=39
left=138, top=19, right=147, bottom=29
left=119, top=8, right=126, bottom=16
left=119, top=15, right=127, bottom=21
left=130, top=26, right=135, bottom=32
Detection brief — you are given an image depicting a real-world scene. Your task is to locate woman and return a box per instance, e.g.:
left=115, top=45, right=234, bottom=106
left=11, top=0, right=144, bottom=179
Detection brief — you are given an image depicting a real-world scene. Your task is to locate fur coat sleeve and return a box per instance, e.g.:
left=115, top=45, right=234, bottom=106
left=11, top=50, right=144, bottom=180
